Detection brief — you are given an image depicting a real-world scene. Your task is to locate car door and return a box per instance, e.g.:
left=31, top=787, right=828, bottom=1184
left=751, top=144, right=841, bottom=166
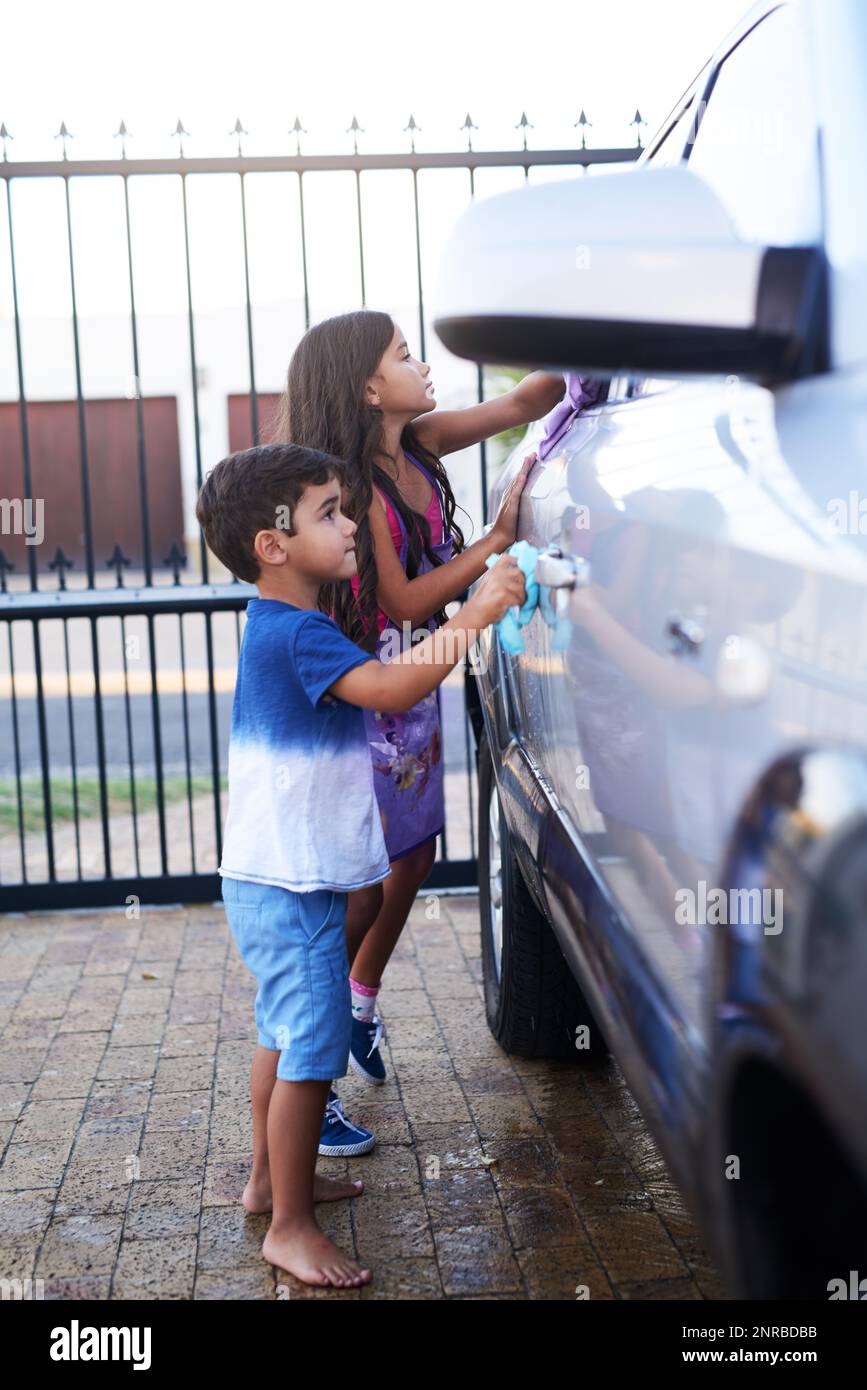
left=503, top=379, right=731, bottom=1038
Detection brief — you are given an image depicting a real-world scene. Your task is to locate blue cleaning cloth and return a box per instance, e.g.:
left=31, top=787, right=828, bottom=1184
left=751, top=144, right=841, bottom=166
left=484, top=540, right=540, bottom=653
left=484, top=539, right=572, bottom=654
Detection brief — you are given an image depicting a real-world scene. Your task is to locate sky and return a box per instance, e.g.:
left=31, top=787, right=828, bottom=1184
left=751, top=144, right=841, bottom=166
left=1, top=0, right=752, bottom=320
left=0, top=0, right=755, bottom=574
left=3, top=0, right=751, bottom=162
left=0, top=1, right=754, bottom=413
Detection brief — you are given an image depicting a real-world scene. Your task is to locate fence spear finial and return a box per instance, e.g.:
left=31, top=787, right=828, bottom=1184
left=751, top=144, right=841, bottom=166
left=0, top=549, right=14, bottom=593
left=171, top=118, right=190, bottom=158
left=515, top=111, right=533, bottom=152
left=230, top=116, right=248, bottom=157
left=404, top=113, right=420, bottom=154
left=54, top=121, right=73, bottom=161
left=574, top=109, right=592, bottom=150
left=48, top=547, right=74, bottom=590
left=114, top=119, right=131, bottom=159
left=162, top=542, right=187, bottom=585
left=629, top=108, right=647, bottom=148
left=290, top=115, right=307, bottom=156
left=0, top=123, right=12, bottom=162
left=107, top=543, right=131, bottom=588
left=461, top=112, right=478, bottom=153
left=346, top=114, right=364, bottom=155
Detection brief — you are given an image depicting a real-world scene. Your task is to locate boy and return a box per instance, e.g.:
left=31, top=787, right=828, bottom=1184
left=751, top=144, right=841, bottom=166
left=195, top=442, right=526, bottom=1288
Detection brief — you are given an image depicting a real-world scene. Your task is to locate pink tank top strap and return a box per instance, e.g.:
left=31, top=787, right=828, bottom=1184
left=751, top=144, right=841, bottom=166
left=373, top=483, right=404, bottom=553
left=351, top=467, right=446, bottom=639
left=405, top=451, right=446, bottom=545
left=375, top=479, right=442, bottom=546
left=423, top=482, right=443, bottom=544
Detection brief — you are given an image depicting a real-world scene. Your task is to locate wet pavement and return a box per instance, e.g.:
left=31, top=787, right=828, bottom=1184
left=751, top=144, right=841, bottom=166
left=0, top=893, right=727, bottom=1300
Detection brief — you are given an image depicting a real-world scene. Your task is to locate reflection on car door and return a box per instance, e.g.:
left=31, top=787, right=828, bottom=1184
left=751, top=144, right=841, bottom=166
left=702, top=376, right=867, bottom=859
left=508, top=382, right=734, bottom=1038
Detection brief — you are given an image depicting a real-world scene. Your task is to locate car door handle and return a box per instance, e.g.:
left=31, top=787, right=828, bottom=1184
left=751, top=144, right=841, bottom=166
left=536, top=545, right=590, bottom=628
left=667, top=616, right=705, bottom=655
left=535, top=544, right=591, bottom=590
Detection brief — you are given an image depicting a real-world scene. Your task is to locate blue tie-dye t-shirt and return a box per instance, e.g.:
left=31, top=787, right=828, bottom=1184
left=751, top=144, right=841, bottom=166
left=219, top=598, right=391, bottom=892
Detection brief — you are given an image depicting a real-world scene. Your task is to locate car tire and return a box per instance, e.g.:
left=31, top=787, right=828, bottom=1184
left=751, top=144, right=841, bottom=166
left=477, top=729, right=607, bottom=1060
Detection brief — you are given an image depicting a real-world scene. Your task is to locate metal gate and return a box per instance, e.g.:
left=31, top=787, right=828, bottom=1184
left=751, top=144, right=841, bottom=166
left=0, top=117, right=640, bottom=911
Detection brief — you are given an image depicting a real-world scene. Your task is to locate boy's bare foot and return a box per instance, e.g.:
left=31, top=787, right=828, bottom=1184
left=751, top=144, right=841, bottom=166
left=314, top=1174, right=365, bottom=1203
left=262, top=1220, right=372, bottom=1287
left=242, top=1177, right=274, bottom=1214
left=243, top=1173, right=364, bottom=1214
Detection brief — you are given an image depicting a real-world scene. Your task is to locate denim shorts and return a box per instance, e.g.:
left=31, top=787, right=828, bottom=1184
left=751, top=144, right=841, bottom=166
left=221, top=875, right=350, bottom=1082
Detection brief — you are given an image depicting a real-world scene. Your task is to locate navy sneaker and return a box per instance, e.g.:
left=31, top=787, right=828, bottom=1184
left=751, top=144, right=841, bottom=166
left=318, top=1089, right=375, bottom=1156
left=349, top=1013, right=388, bottom=1085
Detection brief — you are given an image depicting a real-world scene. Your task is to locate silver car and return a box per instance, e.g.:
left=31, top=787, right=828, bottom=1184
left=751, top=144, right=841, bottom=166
left=433, top=0, right=867, bottom=1299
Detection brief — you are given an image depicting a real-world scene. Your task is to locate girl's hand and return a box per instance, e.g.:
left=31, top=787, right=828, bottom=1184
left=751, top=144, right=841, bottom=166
left=491, top=452, right=537, bottom=550
left=472, top=553, right=527, bottom=628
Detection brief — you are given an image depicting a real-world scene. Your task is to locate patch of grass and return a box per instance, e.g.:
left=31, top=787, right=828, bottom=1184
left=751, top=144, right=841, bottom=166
left=0, top=775, right=227, bottom=836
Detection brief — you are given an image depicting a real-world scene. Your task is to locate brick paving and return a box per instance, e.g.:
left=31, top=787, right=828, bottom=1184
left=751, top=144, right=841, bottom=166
left=0, top=893, right=727, bottom=1300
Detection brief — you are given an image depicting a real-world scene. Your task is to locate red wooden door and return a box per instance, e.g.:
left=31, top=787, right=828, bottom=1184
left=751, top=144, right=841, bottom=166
left=0, top=396, right=183, bottom=575
left=227, top=393, right=281, bottom=452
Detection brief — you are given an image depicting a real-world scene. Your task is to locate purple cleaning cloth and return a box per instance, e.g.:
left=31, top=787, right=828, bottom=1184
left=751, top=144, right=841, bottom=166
left=538, top=373, right=608, bottom=461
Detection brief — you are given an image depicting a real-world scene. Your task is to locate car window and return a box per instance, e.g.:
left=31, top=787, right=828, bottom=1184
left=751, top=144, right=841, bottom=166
left=626, top=6, right=820, bottom=401
left=626, top=376, right=678, bottom=399
left=644, top=94, right=699, bottom=169
left=684, top=5, right=822, bottom=246
left=624, top=81, right=709, bottom=398
left=605, top=375, right=631, bottom=402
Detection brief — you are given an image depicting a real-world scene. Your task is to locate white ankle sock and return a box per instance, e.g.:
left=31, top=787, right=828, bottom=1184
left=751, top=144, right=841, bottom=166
left=350, top=976, right=380, bottom=1022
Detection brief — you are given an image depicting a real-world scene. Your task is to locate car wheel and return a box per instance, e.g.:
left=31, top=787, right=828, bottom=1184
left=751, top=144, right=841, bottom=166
left=477, top=729, right=607, bottom=1060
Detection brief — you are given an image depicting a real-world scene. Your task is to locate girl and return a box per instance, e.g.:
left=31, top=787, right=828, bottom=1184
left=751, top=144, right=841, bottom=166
left=276, top=308, right=564, bottom=1090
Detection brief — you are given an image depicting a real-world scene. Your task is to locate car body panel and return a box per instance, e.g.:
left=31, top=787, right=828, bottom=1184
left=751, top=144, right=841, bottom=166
left=459, top=0, right=867, bottom=1243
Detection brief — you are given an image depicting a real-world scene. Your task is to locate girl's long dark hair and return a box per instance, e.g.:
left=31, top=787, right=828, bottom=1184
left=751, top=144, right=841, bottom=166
left=273, top=309, right=468, bottom=652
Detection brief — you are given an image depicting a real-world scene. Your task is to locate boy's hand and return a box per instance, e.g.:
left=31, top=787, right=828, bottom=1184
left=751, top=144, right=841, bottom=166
left=490, top=453, right=537, bottom=549
left=472, top=553, right=526, bottom=628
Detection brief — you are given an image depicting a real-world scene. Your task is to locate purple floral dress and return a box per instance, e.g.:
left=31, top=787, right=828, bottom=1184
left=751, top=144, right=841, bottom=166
left=363, top=451, right=453, bottom=862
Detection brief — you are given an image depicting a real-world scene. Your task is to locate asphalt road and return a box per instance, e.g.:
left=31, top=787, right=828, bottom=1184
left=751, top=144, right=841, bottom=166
left=0, top=683, right=473, bottom=779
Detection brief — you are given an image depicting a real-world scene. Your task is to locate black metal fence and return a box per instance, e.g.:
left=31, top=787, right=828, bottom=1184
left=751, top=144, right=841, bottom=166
left=0, top=114, right=641, bottom=911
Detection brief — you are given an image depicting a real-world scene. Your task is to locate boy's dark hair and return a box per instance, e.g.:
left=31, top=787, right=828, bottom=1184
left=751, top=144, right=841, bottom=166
left=195, top=443, right=347, bottom=583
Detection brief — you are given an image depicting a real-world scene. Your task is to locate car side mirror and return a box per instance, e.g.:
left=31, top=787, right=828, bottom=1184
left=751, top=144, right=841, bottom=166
left=432, top=165, right=827, bottom=382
